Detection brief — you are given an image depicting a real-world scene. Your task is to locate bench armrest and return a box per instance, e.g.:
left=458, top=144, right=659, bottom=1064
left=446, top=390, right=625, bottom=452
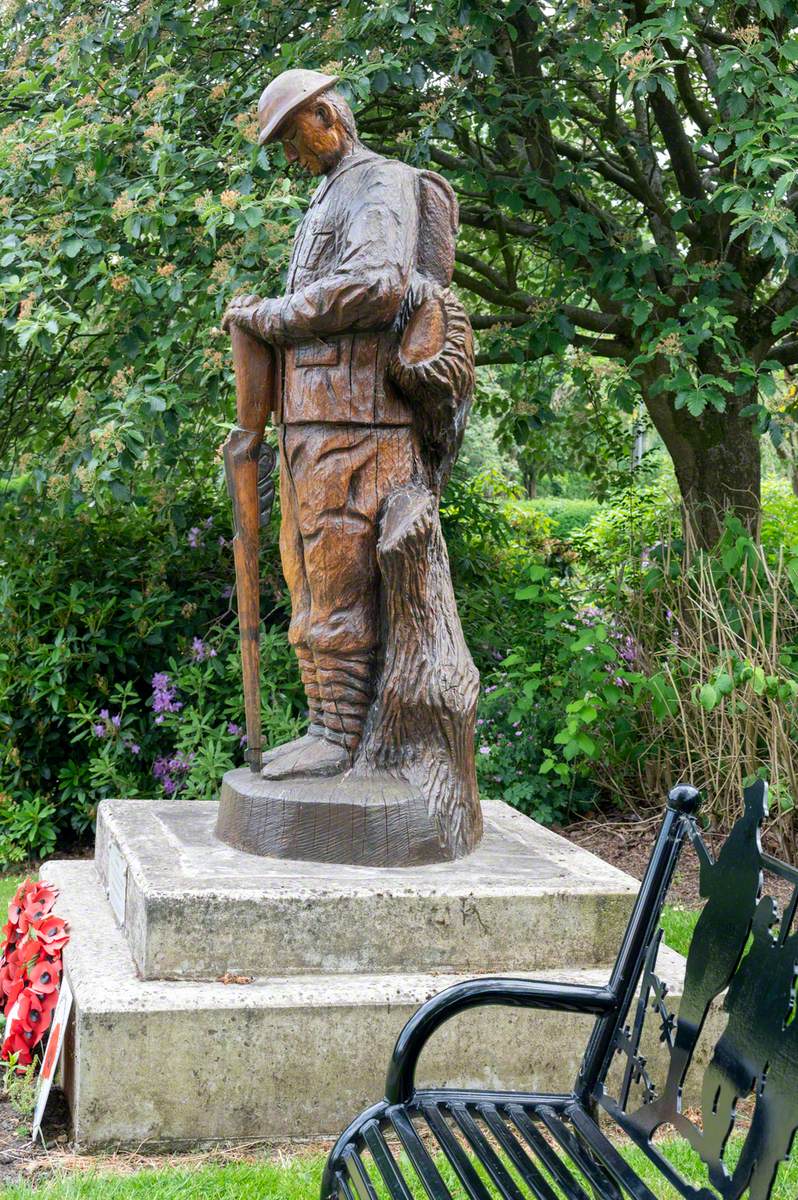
left=385, top=977, right=617, bottom=1105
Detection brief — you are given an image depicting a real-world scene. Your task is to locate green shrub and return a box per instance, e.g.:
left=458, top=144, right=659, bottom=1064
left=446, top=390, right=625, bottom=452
left=522, top=497, right=601, bottom=539
left=494, top=506, right=798, bottom=848
left=572, top=482, right=679, bottom=581
left=762, top=477, right=798, bottom=556
left=0, top=488, right=304, bottom=864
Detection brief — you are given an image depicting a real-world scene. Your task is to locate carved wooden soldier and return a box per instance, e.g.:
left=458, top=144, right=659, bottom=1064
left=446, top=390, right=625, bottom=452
left=224, top=72, right=471, bottom=773
left=220, top=70, right=481, bottom=863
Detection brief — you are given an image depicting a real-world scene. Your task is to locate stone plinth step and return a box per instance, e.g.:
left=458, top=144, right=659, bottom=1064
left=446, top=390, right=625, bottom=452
left=95, top=798, right=638, bottom=981
left=48, top=861, right=710, bottom=1151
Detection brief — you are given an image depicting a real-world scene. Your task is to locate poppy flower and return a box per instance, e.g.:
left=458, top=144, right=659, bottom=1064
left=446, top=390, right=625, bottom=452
left=0, top=964, right=23, bottom=1003
left=2, top=1026, right=34, bottom=1066
left=35, top=916, right=69, bottom=953
left=0, top=954, right=23, bottom=993
left=29, top=957, right=60, bottom=995
left=1, top=976, right=24, bottom=1007
left=16, top=989, right=46, bottom=1037
left=37, top=988, right=60, bottom=1020
left=22, top=884, right=57, bottom=921
left=16, top=936, right=40, bottom=968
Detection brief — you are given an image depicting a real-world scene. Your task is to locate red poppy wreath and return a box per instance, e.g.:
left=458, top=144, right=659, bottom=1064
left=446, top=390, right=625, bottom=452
left=0, top=880, right=69, bottom=1067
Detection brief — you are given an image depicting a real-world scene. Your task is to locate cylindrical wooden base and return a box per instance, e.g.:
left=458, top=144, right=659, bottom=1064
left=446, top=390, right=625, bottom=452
left=215, top=768, right=454, bottom=867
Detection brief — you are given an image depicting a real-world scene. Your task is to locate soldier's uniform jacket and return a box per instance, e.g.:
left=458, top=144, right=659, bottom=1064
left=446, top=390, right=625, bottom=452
left=270, top=148, right=418, bottom=426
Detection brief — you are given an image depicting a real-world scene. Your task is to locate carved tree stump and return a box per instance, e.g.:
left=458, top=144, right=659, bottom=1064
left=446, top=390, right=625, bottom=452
left=354, top=483, right=482, bottom=860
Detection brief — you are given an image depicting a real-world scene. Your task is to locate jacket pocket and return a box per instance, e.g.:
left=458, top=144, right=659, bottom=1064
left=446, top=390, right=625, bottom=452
left=294, top=338, right=340, bottom=367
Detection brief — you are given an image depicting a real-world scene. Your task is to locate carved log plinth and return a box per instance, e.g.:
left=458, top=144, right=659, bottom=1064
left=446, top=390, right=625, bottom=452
left=216, top=768, right=450, bottom=867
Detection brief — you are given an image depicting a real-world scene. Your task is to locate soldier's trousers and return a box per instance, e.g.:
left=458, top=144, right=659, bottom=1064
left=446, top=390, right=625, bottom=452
left=279, top=422, right=418, bottom=657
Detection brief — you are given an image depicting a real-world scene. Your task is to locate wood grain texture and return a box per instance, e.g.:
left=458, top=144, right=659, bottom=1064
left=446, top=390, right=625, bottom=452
left=224, top=330, right=275, bottom=771
left=353, top=483, right=482, bottom=860
left=215, top=768, right=448, bottom=867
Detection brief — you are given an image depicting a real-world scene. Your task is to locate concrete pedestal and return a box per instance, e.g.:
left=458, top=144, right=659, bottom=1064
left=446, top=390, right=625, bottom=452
left=48, top=798, right=708, bottom=1149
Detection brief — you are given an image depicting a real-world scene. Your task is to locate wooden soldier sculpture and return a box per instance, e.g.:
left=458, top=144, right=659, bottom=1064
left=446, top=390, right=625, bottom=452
left=217, top=70, right=482, bottom=867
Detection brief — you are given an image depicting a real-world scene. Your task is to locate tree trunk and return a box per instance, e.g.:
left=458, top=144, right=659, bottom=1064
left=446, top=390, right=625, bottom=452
left=641, top=366, right=761, bottom=550
left=354, top=483, right=482, bottom=860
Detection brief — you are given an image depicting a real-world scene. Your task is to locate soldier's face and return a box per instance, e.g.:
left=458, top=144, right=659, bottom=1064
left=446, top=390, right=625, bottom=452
left=280, top=103, right=347, bottom=176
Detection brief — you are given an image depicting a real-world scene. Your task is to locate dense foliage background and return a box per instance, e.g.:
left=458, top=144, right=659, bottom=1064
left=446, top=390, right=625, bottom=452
left=2, top=0, right=798, bottom=863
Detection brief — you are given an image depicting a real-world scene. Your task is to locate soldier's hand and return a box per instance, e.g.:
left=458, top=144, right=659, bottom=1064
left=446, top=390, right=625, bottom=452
left=222, top=294, right=263, bottom=334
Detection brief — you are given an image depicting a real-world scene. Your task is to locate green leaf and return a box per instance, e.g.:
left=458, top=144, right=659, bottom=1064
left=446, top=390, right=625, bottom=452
left=631, top=300, right=652, bottom=327
left=699, top=683, right=718, bottom=711
left=787, top=560, right=798, bottom=593
left=62, top=238, right=83, bottom=258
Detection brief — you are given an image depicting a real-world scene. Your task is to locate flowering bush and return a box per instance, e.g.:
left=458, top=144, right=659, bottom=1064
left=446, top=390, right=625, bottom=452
left=0, top=880, right=69, bottom=1068
left=0, top=489, right=305, bottom=863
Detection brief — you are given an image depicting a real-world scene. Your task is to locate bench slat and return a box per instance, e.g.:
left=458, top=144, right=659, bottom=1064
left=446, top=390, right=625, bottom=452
left=420, top=1103, right=493, bottom=1200
left=448, top=1103, right=527, bottom=1200
left=568, top=1105, right=661, bottom=1200
left=344, top=1148, right=380, bottom=1200
left=477, top=1103, right=561, bottom=1200
left=361, top=1122, right=417, bottom=1200
left=336, top=1170, right=358, bottom=1200
left=506, top=1105, right=593, bottom=1200
left=536, top=1106, right=624, bottom=1200
left=388, top=1106, right=451, bottom=1200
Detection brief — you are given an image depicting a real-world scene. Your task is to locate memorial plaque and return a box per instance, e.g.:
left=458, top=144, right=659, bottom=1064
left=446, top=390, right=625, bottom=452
left=107, top=840, right=127, bottom=928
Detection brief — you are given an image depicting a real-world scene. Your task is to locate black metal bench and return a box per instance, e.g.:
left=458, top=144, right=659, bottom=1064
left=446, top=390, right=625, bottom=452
left=322, top=782, right=798, bottom=1200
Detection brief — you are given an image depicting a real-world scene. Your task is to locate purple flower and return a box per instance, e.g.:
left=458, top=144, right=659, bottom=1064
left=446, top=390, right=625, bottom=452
left=617, top=634, right=640, bottom=666
left=111, top=713, right=122, bottom=729
left=191, top=637, right=218, bottom=662
left=129, top=742, right=141, bottom=755
left=227, top=722, right=242, bottom=736
left=99, top=708, right=109, bottom=720
left=221, top=584, right=233, bottom=599
left=162, top=777, right=176, bottom=795
left=204, top=516, right=214, bottom=529
left=187, top=526, right=202, bottom=548
left=478, top=745, right=491, bottom=755
left=92, top=723, right=106, bottom=738
left=151, top=671, right=182, bottom=717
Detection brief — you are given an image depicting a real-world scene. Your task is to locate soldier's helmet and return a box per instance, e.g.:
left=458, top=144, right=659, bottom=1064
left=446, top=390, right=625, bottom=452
left=257, top=69, right=340, bottom=146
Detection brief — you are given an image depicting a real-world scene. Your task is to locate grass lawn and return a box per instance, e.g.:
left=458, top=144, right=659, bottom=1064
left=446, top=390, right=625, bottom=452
left=0, top=1160, right=325, bottom=1199
left=1, top=1137, right=796, bottom=1199
left=661, top=903, right=701, bottom=956
left=0, top=875, right=26, bottom=917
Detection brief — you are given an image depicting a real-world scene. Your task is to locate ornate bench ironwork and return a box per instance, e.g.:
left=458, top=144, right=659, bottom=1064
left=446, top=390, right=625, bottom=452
left=322, top=781, right=798, bottom=1200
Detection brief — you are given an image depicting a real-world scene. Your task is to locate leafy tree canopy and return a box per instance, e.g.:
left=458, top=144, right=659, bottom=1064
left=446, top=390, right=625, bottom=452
left=2, top=0, right=798, bottom=544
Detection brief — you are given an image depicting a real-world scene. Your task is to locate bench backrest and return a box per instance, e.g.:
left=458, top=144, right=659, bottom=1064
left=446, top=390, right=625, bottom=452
left=586, top=780, right=798, bottom=1199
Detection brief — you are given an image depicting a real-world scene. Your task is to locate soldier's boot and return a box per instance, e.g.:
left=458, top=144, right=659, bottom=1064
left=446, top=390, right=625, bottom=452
left=261, top=647, right=325, bottom=771
left=317, top=650, right=373, bottom=753
left=261, top=651, right=374, bottom=779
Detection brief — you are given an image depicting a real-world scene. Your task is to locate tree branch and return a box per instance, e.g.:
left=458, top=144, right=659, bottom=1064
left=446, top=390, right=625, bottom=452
left=767, top=339, right=798, bottom=366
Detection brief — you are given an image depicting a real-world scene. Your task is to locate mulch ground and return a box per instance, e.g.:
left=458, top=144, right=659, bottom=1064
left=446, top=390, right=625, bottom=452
left=560, top=809, right=712, bottom=905
left=560, top=806, right=796, bottom=909
left=0, top=1088, right=72, bottom=1186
